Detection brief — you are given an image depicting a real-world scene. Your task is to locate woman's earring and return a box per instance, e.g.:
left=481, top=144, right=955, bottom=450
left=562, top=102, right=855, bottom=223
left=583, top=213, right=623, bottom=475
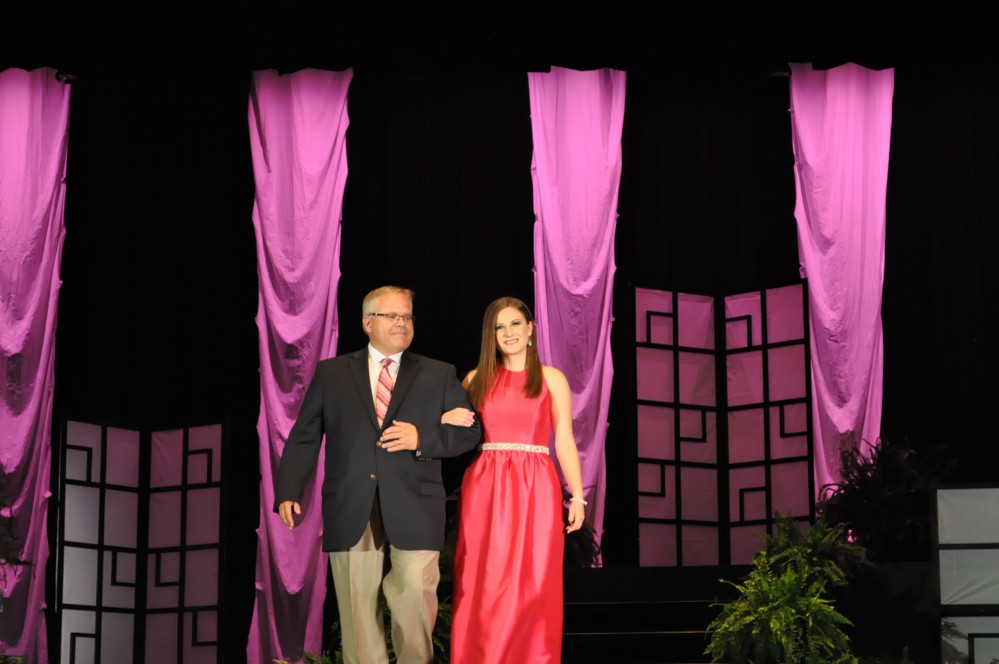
left=528, top=338, right=533, bottom=347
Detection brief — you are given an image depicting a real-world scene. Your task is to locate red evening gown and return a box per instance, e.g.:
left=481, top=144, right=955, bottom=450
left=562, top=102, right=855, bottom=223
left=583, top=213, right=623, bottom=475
left=451, top=366, right=564, bottom=663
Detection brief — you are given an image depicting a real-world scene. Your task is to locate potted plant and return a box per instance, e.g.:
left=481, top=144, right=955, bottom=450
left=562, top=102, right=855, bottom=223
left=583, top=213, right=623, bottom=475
left=817, top=436, right=957, bottom=661
left=817, top=436, right=956, bottom=563
left=1, top=465, right=25, bottom=614
left=0, top=507, right=19, bottom=573
left=704, top=512, right=865, bottom=663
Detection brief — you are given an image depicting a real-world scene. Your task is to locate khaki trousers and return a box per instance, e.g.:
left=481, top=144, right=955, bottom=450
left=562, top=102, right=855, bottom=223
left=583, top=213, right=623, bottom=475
left=329, top=493, right=440, bottom=664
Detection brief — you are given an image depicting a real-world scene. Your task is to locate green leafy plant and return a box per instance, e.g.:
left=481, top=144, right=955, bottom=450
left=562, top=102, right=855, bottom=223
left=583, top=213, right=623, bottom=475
left=0, top=467, right=20, bottom=563
left=817, top=436, right=956, bottom=562
left=939, top=619, right=970, bottom=664
left=857, top=647, right=916, bottom=664
left=1, top=465, right=25, bottom=605
left=814, top=436, right=961, bottom=662
left=705, top=513, right=865, bottom=664
left=0, top=510, right=19, bottom=568
left=274, top=652, right=332, bottom=664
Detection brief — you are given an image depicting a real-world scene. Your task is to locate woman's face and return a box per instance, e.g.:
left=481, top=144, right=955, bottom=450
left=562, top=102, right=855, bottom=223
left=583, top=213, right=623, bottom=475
left=494, top=306, right=533, bottom=357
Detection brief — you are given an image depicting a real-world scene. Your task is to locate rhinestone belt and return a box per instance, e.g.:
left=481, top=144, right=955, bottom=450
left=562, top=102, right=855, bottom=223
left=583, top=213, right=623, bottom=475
left=479, top=442, right=549, bottom=455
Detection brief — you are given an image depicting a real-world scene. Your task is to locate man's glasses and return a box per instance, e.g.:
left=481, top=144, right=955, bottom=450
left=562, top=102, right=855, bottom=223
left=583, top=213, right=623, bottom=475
left=368, top=312, right=416, bottom=324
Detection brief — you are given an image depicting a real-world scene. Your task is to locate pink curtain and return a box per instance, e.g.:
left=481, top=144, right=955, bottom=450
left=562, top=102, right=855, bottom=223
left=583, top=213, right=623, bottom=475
left=247, top=68, right=352, bottom=664
left=0, top=67, right=70, bottom=663
left=527, top=67, right=626, bottom=553
left=789, top=62, right=893, bottom=495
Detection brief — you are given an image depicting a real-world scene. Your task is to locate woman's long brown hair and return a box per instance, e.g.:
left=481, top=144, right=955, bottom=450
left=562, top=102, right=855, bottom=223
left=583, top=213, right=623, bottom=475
left=466, top=297, right=542, bottom=409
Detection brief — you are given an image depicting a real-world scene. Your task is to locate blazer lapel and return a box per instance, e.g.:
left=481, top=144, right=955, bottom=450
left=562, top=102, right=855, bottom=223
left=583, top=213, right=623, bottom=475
left=384, top=351, right=419, bottom=425
left=348, top=350, right=380, bottom=431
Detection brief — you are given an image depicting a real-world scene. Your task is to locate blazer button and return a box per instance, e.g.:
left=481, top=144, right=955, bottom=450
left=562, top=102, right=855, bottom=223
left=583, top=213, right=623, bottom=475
left=369, top=473, right=376, bottom=480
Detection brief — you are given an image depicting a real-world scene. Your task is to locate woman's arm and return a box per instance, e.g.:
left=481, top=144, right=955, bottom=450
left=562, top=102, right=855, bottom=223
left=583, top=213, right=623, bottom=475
left=544, top=365, right=586, bottom=533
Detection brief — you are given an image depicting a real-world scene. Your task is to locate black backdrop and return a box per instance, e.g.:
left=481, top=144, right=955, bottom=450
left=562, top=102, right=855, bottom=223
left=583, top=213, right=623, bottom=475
left=5, top=7, right=999, bottom=661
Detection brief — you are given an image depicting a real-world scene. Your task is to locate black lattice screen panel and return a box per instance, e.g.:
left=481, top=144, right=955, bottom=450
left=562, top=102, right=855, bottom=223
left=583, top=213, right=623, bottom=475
left=635, top=283, right=813, bottom=566
left=58, top=422, right=224, bottom=663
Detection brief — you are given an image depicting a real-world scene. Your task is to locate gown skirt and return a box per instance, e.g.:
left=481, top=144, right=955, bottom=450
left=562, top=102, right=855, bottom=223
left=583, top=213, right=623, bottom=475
left=451, top=367, right=564, bottom=664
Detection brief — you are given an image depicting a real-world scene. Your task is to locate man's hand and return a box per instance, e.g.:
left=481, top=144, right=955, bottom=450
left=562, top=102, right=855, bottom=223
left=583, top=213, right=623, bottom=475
left=278, top=500, right=301, bottom=529
left=379, top=420, right=420, bottom=452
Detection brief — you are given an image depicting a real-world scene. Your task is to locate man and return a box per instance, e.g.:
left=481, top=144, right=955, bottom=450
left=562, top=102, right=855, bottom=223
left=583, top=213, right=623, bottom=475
left=275, top=285, right=481, bottom=664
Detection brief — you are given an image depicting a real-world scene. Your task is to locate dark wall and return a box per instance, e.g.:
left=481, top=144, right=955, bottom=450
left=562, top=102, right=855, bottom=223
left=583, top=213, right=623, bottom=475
left=5, top=7, right=999, bottom=662
left=881, top=62, right=999, bottom=481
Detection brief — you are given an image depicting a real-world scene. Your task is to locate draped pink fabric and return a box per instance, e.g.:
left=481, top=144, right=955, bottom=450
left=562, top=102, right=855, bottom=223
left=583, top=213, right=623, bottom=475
left=247, top=68, right=352, bottom=664
left=527, top=67, right=626, bottom=552
left=789, top=62, right=893, bottom=495
left=0, top=67, right=70, bottom=663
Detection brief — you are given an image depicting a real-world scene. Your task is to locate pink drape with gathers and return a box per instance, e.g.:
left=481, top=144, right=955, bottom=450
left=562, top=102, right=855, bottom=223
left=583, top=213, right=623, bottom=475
left=0, top=67, right=70, bottom=663
left=247, top=68, right=352, bottom=664
left=790, top=62, right=893, bottom=494
left=527, top=67, right=626, bottom=552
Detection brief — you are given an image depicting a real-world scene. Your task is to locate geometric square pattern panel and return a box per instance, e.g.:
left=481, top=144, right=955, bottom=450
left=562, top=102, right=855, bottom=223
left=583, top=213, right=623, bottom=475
left=636, top=289, right=719, bottom=567
left=940, top=616, right=999, bottom=664
left=723, top=284, right=812, bottom=565
left=146, top=425, right=223, bottom=664
left=58, top=421, right=224, bottom=664
left=60, top=422, right=141, bottom=664
left=635, top=283, right=812, bottom=568
left=936, top=485, right=999, bottom=659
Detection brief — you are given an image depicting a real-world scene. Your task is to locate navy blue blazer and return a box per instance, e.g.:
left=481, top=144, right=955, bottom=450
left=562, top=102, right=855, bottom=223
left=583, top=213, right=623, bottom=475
left=274, top=348, right=482, bottom=551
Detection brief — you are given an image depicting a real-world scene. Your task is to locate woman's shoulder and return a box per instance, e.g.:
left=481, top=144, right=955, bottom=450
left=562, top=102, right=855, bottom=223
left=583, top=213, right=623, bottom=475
left=541, top=364, right=569, bottom=388
left=541, top=364, right=565, bottom=377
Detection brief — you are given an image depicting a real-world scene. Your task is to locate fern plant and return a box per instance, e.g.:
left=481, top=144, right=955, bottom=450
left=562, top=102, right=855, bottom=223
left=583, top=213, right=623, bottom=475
left=1, top=465, right=25, bottom=608
left=818, top=436, right=955, bottom=562
left=0, top=466, right=20, bottom=564
left=705, top=513, right=864, bottom=664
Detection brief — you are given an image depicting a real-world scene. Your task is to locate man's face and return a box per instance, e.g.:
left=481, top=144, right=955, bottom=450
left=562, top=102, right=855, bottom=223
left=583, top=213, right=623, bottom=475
left=362, top=291, right=415, bottom=356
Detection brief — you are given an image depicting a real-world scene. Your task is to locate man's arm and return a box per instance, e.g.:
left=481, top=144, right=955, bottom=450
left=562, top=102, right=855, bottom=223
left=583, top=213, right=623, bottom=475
left=392, top=362, right=481, bottom=459
left=272, top=366, right=326, bottom=518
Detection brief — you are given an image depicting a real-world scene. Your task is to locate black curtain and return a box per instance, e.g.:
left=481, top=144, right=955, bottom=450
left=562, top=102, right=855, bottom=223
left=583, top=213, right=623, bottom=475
left=606, top=63, right=802, bottom=564
left=881, top=62, right=999, bottom=482
left=54, top=60, right=262, bottom=660
left=52, top=59, right=540, bottom=660
left=10, top=14, right=997, bottom=664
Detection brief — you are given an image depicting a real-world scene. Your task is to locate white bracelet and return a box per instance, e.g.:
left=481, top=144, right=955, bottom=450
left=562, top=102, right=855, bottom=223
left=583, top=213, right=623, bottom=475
left=570, top=496, right=587, bottom=506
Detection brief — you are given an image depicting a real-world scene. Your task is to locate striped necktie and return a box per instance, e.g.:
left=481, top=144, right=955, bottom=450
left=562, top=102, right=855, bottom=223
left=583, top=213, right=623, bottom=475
left=375, top=358, right=394, bottom=427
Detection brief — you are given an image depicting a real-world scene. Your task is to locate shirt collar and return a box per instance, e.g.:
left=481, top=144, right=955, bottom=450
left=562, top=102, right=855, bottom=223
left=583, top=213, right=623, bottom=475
left=368, top=344, right=403, bottom=366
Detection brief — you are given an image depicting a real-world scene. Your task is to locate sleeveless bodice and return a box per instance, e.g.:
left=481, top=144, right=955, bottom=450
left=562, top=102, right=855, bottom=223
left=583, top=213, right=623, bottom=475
left=479, top=366, right=552, bottom=447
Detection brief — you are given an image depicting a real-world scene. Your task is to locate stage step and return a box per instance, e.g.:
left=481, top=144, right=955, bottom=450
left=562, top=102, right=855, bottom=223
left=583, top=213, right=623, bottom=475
left=561, top=566, right=748, bottom=664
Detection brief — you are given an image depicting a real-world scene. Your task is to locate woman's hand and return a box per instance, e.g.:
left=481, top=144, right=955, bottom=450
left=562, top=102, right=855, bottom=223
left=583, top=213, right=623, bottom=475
left=566, top=501, right=585, bottom=533
left=441, top=407, right=476, bottom=427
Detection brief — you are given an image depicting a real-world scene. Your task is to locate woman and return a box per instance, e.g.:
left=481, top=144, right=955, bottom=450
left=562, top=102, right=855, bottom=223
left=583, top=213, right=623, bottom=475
left=447, top=296, right=586, bottom=663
